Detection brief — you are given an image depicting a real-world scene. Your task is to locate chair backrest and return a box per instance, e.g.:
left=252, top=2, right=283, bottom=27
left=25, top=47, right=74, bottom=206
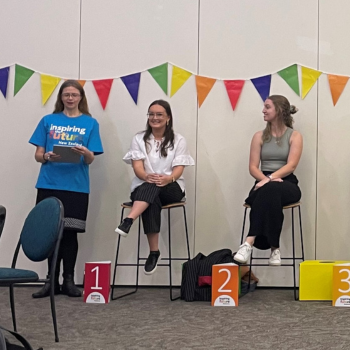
left=0, top=205, right=6, bottom=239
left=20, top=197, right=64, bottom=262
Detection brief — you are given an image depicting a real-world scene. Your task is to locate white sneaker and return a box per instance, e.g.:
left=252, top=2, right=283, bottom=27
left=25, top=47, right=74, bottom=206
left=234, top=242, right=253, bottom=263
left=269, top=249, right=281, bottom=266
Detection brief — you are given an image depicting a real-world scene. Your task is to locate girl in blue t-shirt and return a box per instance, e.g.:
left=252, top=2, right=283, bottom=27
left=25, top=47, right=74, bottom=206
left=29, top=80, right=103, bottom=298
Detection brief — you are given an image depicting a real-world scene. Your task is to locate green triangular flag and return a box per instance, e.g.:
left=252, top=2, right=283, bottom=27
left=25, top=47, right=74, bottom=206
left=277, top=64, right=300, bottom=96
left=148, top=63, right=168, bottom=95
left=14, top=64, right=35, bottom=96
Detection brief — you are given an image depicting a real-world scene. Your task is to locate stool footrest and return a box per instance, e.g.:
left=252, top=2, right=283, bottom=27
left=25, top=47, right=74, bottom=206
left=247, top=263, right=295, bottom=267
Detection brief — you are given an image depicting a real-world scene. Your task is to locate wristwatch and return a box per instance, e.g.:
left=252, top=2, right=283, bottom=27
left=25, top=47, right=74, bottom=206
left=268, top=174, right=273, bottom=181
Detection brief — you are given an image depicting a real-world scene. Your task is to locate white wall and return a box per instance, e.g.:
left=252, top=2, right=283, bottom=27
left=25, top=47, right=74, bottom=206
left=0, top=0, right=348, bottom=287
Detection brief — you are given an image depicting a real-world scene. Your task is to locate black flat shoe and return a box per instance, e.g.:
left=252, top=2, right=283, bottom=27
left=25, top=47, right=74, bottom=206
left=62, top=274, right=81, bottom=297
left=32, top=282, right=61, bottom=298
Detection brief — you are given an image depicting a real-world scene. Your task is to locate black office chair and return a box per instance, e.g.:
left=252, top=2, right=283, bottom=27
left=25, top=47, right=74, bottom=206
left=0, top=197, right=64, bottom=342
left=0, top=205, right=6, bottom=239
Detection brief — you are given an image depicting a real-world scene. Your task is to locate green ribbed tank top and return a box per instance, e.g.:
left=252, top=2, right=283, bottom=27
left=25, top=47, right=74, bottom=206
left=261, top=127, right=293, bottom=172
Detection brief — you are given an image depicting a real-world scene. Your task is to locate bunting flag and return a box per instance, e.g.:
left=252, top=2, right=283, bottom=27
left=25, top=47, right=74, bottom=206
left=327, top=74, right=349, bottom=106
left=0, top=67, right=10, bottom=98
left=78, top=80, right=86, bottom=87
left=40, top=74, right=61, bottom=105
left=251, top=75, right=271, bottom=102
left=92, top=79, right=113, bottom=109
left=148, top=63, right=168, bottom=95
left=121, top=73, right=141, bottom=104
left=14, top=65, right=34, bottom=96
left=224, top=80, right=245, bottom=111
left=195, top=76, right=216, bottom=107
left=277, top=64, right=300, bottom=96
left=301, top=66, right=322, bottom=99
left=170, top=66, right=192, bottom=97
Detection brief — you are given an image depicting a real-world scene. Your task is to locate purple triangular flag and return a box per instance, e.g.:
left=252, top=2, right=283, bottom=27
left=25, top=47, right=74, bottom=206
left=121, top=72, right=141, bottom=104
left=251, top=74, right=271, bottom=102
left=0, top=67, right=10, bottom=98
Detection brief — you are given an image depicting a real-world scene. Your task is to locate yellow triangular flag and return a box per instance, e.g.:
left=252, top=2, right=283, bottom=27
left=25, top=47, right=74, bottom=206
left=41, top=74, right=61, bottom=105
left=170, top=66, right=192, bottom=97
left=301, top=67, right=322, bottom=99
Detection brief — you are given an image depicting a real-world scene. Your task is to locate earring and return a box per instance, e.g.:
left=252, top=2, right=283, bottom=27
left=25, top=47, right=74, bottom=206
left=166, top=120, right=169, bottom=126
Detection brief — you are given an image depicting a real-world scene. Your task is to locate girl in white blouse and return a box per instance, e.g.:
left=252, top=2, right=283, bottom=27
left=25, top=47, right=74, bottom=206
left=115, top=100, right=194, bottom=275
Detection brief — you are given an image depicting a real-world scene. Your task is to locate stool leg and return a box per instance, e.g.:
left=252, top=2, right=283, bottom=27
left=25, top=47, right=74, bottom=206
left=135, top=217, right=141, bottom=293
left=299, top=206, right=304, bottom=261
left=111, top=207, right=139, bottom=300
left=247, top=250, right=253, bottom=294
left=111, top=207, right=125, bottom=300
left=183, top=206, right=191, bottom=261
left=241, top=208, right=248, bottom=244
left=291, top=208, right=297, bottom=301
left=168, top=208, right=177, bottom=301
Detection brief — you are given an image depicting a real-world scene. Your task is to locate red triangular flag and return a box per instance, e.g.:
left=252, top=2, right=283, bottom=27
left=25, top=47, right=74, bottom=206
left=224, top=80, right=245, bottom=110
left=92, top=79, right=113, bottom=109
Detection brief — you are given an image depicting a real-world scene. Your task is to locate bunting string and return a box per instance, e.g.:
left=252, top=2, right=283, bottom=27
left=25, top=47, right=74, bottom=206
left=0, top=62, right=347, bottom=109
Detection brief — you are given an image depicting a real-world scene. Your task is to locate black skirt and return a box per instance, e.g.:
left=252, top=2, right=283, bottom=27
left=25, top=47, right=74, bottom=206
left=36, top=189, right=89, bottom=233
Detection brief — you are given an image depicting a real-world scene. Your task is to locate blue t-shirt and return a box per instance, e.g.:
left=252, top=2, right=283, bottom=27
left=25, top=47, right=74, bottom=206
left=29, top=112, right=104, bottom=193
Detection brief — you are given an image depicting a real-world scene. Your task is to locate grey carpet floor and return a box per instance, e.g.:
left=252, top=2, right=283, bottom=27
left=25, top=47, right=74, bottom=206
left=0, top=287, right=349, bottom=350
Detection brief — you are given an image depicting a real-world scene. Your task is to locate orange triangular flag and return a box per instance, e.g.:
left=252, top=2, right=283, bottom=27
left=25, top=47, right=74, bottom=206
left=78, top=80, right=86, bottom=87
left=328, top=74, right=349, bottom=106
left=195, top=76, right=216, bottom=107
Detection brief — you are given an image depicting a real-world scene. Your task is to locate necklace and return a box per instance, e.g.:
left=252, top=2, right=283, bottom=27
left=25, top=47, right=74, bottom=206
left=154, top=139, right=162, bottom=152
left=274, top=127, right=287, bottom=145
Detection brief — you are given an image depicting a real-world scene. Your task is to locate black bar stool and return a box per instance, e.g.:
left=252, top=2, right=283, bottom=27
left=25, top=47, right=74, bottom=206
left=240, top=202, right=304, bottom=300
left=111, top=201, right=190, bottom=301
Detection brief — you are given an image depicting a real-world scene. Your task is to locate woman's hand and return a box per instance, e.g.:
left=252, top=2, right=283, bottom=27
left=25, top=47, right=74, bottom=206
left=71, top=145, right=94, bottom=164
left=145, top=173, right=160, bottom=183
left=254, top=177, right=270, bottom=191
left=272, top=177, right=283, bottom=183
left=44, top=151, right=61, bottom=162
left=156, top=175, right=172, bottom=187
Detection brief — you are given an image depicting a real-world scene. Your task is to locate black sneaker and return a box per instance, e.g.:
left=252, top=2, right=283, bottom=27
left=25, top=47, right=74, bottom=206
left=115, top=218, right=133, bottom=237
left=144, top=250, right=161, bottom=275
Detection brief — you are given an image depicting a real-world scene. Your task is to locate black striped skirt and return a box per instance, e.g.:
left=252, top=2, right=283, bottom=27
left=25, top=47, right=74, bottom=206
left=36, top=189, right=89, bottom=233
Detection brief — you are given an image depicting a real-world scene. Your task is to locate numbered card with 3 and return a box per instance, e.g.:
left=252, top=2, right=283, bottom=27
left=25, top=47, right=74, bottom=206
left=211, top=263, right=239, bottom=307
left=333, top=263, right=350, bottom=307
left=84, top=261, right=111, bottom=304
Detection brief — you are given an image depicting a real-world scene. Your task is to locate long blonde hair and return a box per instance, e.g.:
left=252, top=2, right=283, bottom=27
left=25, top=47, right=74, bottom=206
left=262, top=95, right=298, bottom=143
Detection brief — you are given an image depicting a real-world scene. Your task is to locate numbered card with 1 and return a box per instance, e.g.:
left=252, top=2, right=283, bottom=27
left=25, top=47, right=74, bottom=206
left=84, top=261, right=111, bottom=304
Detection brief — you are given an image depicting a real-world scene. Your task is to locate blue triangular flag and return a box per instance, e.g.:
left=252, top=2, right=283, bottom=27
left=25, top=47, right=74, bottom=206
left=251, top=74, right=271, bottom=102
left=121, top=72, right=141, bottom=104
left=0, top=67, right=10, bottom=98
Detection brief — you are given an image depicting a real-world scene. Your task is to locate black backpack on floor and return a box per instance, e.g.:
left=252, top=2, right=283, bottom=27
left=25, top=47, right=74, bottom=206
left=181, top=248, right=234, bottom=302
left=0, top=325, right=42, bottom=350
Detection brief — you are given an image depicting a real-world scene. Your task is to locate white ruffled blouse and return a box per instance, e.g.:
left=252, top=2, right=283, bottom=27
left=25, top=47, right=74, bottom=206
left=123, top=132, right=195, bottom=192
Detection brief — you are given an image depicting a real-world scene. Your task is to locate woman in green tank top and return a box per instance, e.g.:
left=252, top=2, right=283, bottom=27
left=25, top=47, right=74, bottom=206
left=234, top=95, right=303, bottom=266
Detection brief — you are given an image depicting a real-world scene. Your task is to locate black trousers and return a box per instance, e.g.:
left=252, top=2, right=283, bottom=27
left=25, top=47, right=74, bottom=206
left=130, top=182, right=185, bottom=234
left=245, top=173, right=301, bottom=250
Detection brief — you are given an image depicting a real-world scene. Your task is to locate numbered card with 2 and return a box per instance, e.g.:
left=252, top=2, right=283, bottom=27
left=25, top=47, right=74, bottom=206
left=84, top=261, right=111, bottom=304
left=333, top=263, right=350, bottom=307
left=211, top=263, right=239, bottom=307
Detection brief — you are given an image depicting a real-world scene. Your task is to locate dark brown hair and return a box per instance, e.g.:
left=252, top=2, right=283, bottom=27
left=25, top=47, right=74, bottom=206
left=53, top=80, right=91, bottom=116
left=262, top=95, right=298, bottom=142
left=143, top=100, right=175, bottom=157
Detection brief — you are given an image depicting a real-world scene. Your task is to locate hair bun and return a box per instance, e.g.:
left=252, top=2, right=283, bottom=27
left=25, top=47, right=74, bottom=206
left=290, top=105, right=298, bottom=114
